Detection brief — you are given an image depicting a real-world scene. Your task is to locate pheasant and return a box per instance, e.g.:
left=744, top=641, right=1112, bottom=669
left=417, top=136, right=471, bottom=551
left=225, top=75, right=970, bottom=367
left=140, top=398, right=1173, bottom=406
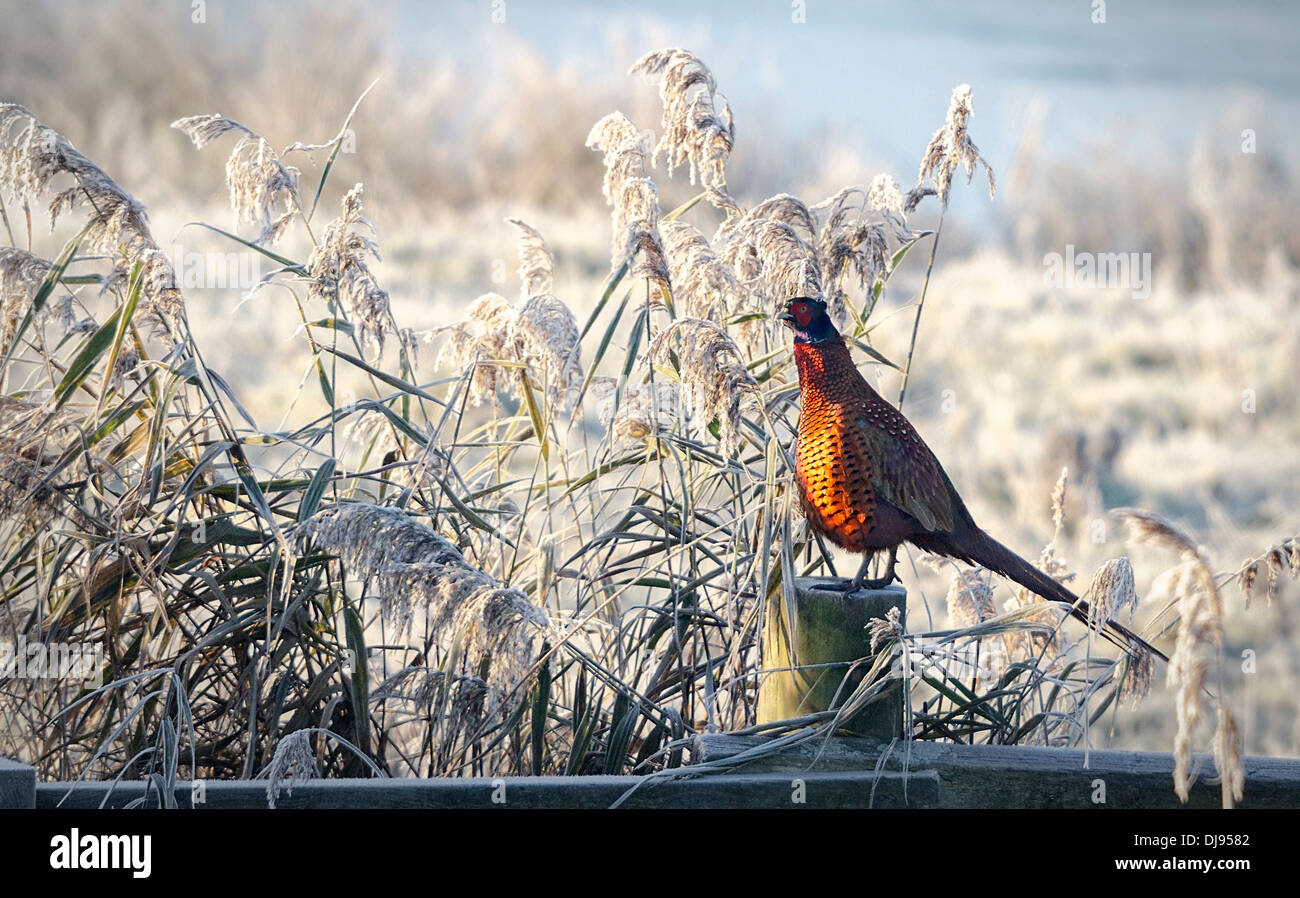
left=780, top=296, right=1162, bottom=659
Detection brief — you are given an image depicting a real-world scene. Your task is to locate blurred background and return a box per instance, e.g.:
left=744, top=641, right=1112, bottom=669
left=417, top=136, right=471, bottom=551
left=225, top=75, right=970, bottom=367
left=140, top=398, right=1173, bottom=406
left=3, top=0, right=1297, bottom=754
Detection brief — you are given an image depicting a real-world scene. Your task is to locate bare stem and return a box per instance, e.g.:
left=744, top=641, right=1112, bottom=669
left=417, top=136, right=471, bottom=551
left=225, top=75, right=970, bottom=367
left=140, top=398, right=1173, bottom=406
left=896, top=209, right=945, bottom=409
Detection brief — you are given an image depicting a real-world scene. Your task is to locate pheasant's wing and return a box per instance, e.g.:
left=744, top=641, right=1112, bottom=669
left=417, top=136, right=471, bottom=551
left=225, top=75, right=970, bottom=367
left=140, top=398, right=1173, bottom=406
left=852, top=404, right=955, bottom=534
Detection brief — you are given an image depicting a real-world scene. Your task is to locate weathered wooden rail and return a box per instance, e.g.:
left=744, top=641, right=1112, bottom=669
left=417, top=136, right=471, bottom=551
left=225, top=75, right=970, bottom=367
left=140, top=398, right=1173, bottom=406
left=5, top=738, right=1299, bottom=808
left=5, top=578, right=1298, bottom=808
left=686, top=733, right=1300, bottom=808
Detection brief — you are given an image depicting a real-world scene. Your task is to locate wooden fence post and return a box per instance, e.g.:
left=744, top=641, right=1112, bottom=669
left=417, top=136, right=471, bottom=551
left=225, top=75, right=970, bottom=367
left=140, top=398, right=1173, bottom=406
left=0, top=758, right=36, bottom=809
left=758, top=577, right=905, bottom=737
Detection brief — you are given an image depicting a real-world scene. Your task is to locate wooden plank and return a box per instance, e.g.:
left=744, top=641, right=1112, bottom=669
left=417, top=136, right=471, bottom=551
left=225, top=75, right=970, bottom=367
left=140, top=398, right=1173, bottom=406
left=690, top=733, right=1300, bottom=808
left=0, top=758, right=35, bottom=809
left=15, top=727, right=1300, bottom=809
left=19, top=732, right=1300, bottom=808
left=34, top=771, right=940, bottom=809
left=759, top=578, right=905, bottom=737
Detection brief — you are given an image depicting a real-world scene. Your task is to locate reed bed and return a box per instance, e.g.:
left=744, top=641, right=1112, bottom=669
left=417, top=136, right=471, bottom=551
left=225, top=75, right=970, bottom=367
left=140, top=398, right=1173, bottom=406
left=0, top=49, right=1281, bottom=808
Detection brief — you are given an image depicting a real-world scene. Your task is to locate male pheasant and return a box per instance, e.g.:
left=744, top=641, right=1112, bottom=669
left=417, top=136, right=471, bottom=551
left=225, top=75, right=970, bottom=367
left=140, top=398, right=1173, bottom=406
left=780, top=296, right=1161, bottom=658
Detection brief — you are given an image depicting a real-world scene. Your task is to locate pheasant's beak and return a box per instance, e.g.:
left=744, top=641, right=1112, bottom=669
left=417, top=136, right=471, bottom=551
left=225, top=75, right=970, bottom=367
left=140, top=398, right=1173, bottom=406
left=778, top=311, right=796, bottom=327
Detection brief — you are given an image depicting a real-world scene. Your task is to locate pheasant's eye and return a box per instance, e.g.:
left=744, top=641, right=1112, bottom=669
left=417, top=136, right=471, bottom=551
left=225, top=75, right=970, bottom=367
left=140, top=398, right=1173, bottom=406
left=792, top=302, right=812, bottom=327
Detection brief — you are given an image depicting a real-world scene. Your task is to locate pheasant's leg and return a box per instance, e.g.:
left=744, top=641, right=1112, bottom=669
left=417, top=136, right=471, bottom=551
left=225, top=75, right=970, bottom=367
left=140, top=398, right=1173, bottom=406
left=851, top=546, right=899, bottom=591
left=848, top=555, right=874, bottom=590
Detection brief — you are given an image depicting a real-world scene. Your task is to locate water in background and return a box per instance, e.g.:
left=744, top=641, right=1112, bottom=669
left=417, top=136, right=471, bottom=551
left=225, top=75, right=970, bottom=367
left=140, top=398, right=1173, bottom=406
left=396, top=0, right=1300, bottom=185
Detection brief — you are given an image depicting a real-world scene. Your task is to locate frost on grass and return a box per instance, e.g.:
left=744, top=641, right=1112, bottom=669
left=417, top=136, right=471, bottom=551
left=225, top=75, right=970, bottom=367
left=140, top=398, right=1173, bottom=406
left=298, top=504, right=552, bottom=706
left=1116, top=507, right=1244, bottom=808
left=647, top=318, right=758, bottom=456
left=307, top=183, right=391, bottom=358
left=171, top=113, right=301, bottom=244
left=432, top=221, right=582, bottom=409
left=1, top=104, right=182, bottom=331
left=629, top=48, right=734, bottom=200
left=915, top=84, right=995, bottom=209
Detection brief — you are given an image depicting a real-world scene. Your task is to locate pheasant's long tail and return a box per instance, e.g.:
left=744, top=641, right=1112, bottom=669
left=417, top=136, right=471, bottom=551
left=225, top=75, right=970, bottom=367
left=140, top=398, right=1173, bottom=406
left=940, top=527, right=1167, bottom=661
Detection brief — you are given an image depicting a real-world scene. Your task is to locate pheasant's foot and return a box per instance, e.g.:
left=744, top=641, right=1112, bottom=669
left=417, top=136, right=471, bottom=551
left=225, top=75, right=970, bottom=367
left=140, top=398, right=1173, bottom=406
left=848, top=547, right=899, bottom=592
left=809, top=577, right=855, bottom=592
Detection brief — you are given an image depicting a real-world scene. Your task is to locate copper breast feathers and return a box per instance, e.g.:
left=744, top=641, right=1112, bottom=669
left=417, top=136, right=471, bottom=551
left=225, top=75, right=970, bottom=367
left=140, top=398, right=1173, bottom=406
left=792, top=339, right=954, bottom=549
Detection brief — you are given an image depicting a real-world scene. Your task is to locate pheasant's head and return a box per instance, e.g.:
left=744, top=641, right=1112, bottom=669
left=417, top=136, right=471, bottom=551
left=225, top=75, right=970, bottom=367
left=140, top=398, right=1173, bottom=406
left=779, top=297, right=838, bottom=344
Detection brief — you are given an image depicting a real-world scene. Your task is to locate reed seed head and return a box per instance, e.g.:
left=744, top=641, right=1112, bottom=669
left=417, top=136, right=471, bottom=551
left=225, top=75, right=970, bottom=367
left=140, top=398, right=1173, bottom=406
left=867, top=174, right=916, bottom=242
left=615, top=177, right=670, bottom=294
left=661, top=219, right=765, bottom=351
left=586, top=112, right=648, bottom=209
left=629, top=48, right=734, bottom=198
left=750, top=219, right=822, bottom=315
left=307, top=183, right=391, bottom=357
left=867, top=605, right=903, bottom=654
left=264, top=729, right=317, bottom=810
left=647, top=317, right=758, bottom=456
left=1234, top=536, right=1299, bottom=607
left=510, top=292, right=583, bottom=409
left=172, top=113, right=301, bottom=244
left=2, top=104, right=183, bottom=330
left=1082, top=557, right=1140, bottom=629
left=505, top=217, right=554, bottom=298
left=0, top=248, right=53, bottom=349
left=434, top=292, right=515, bottom=405
left=946, top=567, right=996, bottom=629
left=298, top=503, right=551, bottom=705
left=916, top=84, right=995, bottom=209
left=589, top=376, right=679, bottom=445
